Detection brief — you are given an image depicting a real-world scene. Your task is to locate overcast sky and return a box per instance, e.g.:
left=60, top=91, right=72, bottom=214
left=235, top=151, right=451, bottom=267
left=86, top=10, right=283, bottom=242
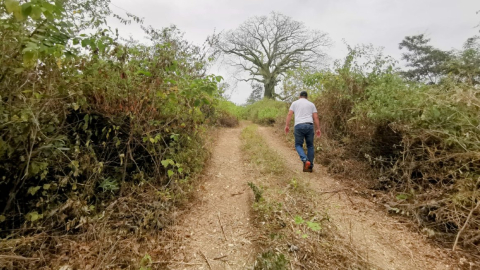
left=109, top=0, right=479, bottom=104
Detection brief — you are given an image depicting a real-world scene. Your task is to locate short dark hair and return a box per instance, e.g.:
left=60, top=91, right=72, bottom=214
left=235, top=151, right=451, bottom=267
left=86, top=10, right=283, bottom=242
left=299, top=91, right=308, bottom=97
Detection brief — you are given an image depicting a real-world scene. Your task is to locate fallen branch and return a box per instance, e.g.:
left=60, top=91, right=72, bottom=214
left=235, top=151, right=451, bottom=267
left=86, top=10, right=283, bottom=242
left=217, top=212, right=228, bottom=241
left=213, top=255, right=228, bottom=260
left=47, top=200, right=74, bottom=218
left=453, top=200, right=480, bottom=251
left=152, top=261, right=203, bottom=265
left=199, top=251, right=213, bottom=270
left=318, top=189, right=348, bottom=194
left=453, top=178, right=480, bottom=251
left=0, top=255, right=40, bottom=261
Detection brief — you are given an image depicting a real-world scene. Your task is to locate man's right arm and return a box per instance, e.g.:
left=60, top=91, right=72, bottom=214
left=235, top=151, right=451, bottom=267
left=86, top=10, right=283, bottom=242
left=313, top=112, right=321, bottom=138
left=285, top=110, right=294, bottom=134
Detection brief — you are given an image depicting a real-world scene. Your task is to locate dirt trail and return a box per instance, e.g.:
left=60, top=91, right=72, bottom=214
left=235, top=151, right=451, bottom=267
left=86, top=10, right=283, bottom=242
left=257, top=126, right=456, bottom=270
left=168, top=124, right=458, bottom=270
left=168, top=126, right=256, bottom=269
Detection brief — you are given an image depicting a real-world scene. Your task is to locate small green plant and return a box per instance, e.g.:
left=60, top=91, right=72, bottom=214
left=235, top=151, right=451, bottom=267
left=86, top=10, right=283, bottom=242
left=161, top=159, right=184, bottom=178
left=253, top=251, right=288, bottom=270
left=139, top=253, right=152, bottom=270
left=289, top=178, right=298, bottom=189
left=99, top=178, right=120, bottom=192
left=248, top=182, right=263, bottom=202
left=294, top=215, right=322, bottom=238
left=25, top=211, right=43, bottom=223
left=395, top=193, right=412, bottom=201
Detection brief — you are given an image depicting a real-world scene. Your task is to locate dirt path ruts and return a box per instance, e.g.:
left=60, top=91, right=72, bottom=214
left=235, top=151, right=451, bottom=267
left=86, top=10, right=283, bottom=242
left=168, top=126, right=256, bottom=270
left=257, top=126, right=455, bottom=270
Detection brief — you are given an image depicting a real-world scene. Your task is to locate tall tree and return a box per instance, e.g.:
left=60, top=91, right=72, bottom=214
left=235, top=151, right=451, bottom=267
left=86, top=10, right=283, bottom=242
left=213, top=12, right=330, bottom=99
left=399, top=35, right=452, bottom=84
left=447, top=36, right=480, bottom=85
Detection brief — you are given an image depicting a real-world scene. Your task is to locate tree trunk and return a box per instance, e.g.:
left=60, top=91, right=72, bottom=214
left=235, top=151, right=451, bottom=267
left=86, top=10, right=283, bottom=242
left=263, top=79, right=275, bottom=99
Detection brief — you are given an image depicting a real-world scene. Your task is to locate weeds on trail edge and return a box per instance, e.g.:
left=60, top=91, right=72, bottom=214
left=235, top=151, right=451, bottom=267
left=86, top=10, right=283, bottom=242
left=0, top=0, right=242, bottom=267
left=248, top=182, right=264, bottom=202
left=241, top=124, right=374, bottom=269
left=254, top=251, right=289, bottom=270
left=294, top=215, right=322, bottom=238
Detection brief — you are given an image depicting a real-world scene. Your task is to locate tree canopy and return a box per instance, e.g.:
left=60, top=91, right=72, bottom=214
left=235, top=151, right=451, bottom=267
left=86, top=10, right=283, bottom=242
left=447, top=36, right=480, bottom=85
left=399, top=34, right=452, bottom=84
left=213, top=12, right=330, bottom=99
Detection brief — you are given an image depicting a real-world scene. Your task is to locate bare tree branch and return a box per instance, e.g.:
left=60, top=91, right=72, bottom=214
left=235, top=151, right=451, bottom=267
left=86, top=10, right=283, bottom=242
left=212, top=12, right=330, bottom=98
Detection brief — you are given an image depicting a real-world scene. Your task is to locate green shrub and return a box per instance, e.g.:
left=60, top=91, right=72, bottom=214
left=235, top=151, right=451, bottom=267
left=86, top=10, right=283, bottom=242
left=214, top=100, right=244, bottom=127
left=217, top=100, right=245, bottom=119
left=304, top=45, right=480, bottom=252
left=0, top=2, right=221, bottom=237
left=244, top=99, right=288, bottom=125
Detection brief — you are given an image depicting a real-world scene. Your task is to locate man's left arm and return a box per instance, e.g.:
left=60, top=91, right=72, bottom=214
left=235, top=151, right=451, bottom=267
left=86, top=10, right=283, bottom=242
left=313, top=112, right=321, bottom=138
left=285, top=110, right=294, bottom=134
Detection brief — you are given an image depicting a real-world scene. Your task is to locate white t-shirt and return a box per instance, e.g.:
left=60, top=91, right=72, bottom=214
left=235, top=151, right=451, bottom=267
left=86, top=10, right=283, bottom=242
left=289, top=98, right=317, bottom=126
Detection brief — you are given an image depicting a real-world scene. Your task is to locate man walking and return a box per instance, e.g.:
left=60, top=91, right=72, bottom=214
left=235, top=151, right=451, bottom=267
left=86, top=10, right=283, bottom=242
left=284, top=91, right=321, bottom=172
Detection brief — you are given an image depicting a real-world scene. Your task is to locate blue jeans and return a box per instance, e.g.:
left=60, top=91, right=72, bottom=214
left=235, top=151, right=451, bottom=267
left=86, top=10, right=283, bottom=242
left=294, top=123, right=314, bottom=166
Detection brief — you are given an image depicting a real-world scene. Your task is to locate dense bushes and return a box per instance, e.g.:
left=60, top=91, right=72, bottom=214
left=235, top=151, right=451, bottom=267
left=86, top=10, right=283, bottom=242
left=215, top=100, right=243, bottom=127
left=303, top=46, right=480, bottom=252
left=0, top=0, right=223, bottom=244
left=243, top=99, right=287, bottom=125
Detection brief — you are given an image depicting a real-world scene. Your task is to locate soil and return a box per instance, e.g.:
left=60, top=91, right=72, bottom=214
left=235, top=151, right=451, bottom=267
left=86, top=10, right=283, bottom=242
left=168, top=124, right=466, bottom=270
left=257, top=126, right=462, bottom=270
left=168, top=125, right=258, bottom=269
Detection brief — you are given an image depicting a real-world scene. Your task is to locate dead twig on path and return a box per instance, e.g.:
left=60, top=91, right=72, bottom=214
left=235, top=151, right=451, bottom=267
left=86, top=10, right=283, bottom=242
left=322, top=189, right=355, bottom=206
left=342, top=191, right=356, bottom=206
left=0, top=255, right=40, bottom=261
left=213, top=255, right=228, bottom=260
left=453, top=178, right=480, bottom=251
left=318, top=189, right=348, bottom=194
left=242, top=249, right=255, bottom=268
left=217, top=212, right=228, bottom=241
left=199, top=250, right=213, bottom=270
left=152, top=261, right=203, bottom=265
left=453, top=200, right=480, bottom=251
left=96, top=238, right=119, bottom=268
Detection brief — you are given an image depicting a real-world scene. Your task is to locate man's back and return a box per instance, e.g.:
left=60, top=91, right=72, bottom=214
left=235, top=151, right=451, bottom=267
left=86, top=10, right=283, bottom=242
left=289, top=98, right=317, bottom=125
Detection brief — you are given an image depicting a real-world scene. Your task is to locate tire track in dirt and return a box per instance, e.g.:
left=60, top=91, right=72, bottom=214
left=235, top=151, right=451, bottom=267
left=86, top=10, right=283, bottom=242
left=168, top=126, right=257, bottom=270
left=257, top=126, right=456, bottom=270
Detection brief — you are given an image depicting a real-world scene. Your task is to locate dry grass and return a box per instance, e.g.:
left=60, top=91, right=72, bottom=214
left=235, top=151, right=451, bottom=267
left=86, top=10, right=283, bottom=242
left=0, top=128, right=219, bottom=270
left=241, top=124, right=374, bottom=269
left=0, top=186, right=177, bottom=269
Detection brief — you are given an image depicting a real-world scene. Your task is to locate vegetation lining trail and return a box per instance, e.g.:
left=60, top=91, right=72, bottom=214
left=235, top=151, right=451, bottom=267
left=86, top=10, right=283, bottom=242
left=257, top=126, right=460, bottom=269
left=0, top=2, right=239, bottom=268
